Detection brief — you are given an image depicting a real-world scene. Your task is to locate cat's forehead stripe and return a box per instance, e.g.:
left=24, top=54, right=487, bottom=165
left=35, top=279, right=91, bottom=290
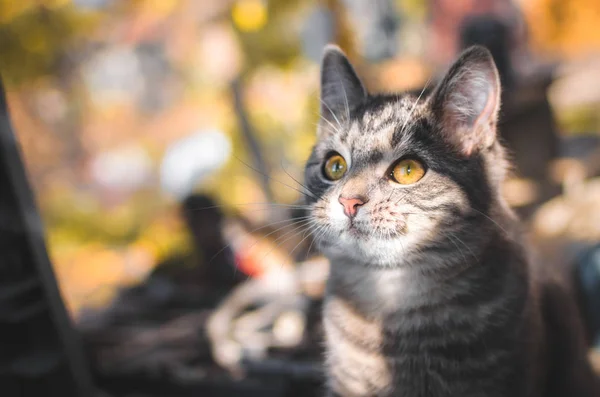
left=362, top=102, right=395, bottom=131
left=321, top=95, right=429, bottom=166
left=353, top=96, right=425, bottom=142
left=348, top=121, right=396, bottom=162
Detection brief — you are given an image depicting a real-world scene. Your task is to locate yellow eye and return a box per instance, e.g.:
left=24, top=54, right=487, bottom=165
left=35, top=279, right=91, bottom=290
left=323, top=154, right=348, bottom=181
left=390, top=158, right=426, bottom=184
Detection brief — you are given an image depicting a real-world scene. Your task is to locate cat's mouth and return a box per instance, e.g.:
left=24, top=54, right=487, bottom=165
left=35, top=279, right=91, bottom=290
left=346, top=221, right=363, bottom=237
left=344, top=219, right=407, bottom=240
left=341, top=219, right=366, bottom=239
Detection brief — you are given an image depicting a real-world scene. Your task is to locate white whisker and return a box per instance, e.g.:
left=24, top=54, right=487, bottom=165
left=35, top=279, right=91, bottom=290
left=317, top=113, right=343, bottom=136
left=209, top=216, right=312, bottom=267
left=398, top=78, right=432, bottom=147
left=234, top=155, right=318, bottom=200
left=320, top=98, right=344, bottom=132
left=258, top=220, right=319, bottom=264
left=333, top=63, right=351, bottom=122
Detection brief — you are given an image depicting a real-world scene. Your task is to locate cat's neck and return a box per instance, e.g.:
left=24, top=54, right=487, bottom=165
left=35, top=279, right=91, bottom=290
left=326, top=214, right=524, bottom=319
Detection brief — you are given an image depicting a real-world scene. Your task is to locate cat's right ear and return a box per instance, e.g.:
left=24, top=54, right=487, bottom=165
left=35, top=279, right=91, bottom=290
left=320, top=45, right=366, bottom=128
left=429, top=46, right=501, bottom=157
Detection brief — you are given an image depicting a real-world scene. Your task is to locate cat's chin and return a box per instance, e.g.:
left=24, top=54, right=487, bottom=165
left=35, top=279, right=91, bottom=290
left=319, top=231, right=415, bottom=268
left=346, top=223, right=367, bottom=238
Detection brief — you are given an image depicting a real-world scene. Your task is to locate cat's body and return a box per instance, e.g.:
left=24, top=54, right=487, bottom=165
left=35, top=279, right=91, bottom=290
left=324, top=228, right=536, bottom=396
left=305, top=46, right=599, bottom=396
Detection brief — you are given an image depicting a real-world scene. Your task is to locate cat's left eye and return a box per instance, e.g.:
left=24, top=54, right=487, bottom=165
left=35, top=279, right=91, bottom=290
left=390, top=158, right=426, bottom=185
left=323, top=153, right=347, bottom=181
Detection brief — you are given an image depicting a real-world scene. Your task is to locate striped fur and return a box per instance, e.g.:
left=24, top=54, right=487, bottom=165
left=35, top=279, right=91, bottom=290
left=306, top=46, right=600, bottom=397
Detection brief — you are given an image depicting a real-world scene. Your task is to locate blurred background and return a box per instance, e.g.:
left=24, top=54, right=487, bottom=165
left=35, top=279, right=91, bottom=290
left=2, top=0, right=600, bottom=396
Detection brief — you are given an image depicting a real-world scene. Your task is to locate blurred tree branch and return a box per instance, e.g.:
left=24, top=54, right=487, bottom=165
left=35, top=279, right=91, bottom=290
left=231, top=77, right=274, bottom=201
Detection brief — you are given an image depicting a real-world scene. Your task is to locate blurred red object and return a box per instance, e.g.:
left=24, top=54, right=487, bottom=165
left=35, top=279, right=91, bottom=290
left=234, top=250, right=266, bottom=278
left=224, top=218, right=296, bottom=279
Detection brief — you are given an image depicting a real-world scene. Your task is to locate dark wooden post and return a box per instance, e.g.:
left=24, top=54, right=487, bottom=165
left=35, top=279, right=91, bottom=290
left=0, top=78, right=95, bottom=396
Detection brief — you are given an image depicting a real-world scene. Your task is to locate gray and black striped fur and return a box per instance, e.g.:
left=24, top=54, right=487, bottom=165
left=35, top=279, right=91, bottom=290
left=304, top=45, right=600, bottom=397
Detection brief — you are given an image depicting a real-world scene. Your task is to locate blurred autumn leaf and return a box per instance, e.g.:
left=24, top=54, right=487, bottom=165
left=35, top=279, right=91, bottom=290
left=232, top=0, right=268, bottom=32
left=524, top=0, right=600, bottom=57
left=0, top=0, right=99, bottom=84
left=231, top=0, right=307, bottom=70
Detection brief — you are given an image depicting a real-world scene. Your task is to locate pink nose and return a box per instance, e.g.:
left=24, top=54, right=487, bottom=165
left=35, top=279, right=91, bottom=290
left=338, top=196, right=366, bottom=219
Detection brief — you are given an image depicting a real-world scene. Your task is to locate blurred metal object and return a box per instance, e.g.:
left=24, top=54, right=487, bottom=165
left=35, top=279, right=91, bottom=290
left=206, top=256, right=329, bottom=373
left=0, top=78, right=95, bottom=395
left=206, top=268, right=305, bottom=372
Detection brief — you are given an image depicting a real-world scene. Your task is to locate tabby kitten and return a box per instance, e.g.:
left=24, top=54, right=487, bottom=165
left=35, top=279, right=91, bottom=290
left=304, top=45, right=600, bottom=397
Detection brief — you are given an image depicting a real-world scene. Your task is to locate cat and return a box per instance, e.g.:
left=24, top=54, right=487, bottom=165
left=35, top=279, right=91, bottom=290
left=304, top=44, right=600, bottom=397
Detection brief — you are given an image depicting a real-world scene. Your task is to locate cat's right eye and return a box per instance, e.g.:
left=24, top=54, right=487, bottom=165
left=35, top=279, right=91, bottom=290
left=323, top=153, right=347, bottom=181
left=390, top=158, right=426, bottom=185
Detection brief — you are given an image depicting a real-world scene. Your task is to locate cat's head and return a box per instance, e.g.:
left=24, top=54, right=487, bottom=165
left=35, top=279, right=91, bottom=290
left=305, top=45, right=510, bottom=267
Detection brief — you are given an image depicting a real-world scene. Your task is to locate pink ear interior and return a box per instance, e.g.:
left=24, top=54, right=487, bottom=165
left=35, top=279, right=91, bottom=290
left=434, top=47, right=501, bottom=156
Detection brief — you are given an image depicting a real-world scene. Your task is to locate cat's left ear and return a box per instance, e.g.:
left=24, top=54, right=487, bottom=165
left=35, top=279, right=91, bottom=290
left=429, top=46, right=501, bottom=157
left=320, top=45, right=366, bottom=125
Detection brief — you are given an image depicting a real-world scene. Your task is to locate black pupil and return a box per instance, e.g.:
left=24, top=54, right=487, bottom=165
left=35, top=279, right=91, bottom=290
left=406, top=163, right=411, bottom=174
left=333, top=161, right=342, bottom=173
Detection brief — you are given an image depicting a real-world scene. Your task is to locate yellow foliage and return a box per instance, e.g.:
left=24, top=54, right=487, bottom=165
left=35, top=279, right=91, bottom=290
left=0, top=1, right=36, bottom=23
left=524, top=0, right=600, bottom=57
left=0, top=1, right=99, bottom=83
left=141, top=0, right=178, bottom=16
left=232, top=0, right=268, bottom=32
